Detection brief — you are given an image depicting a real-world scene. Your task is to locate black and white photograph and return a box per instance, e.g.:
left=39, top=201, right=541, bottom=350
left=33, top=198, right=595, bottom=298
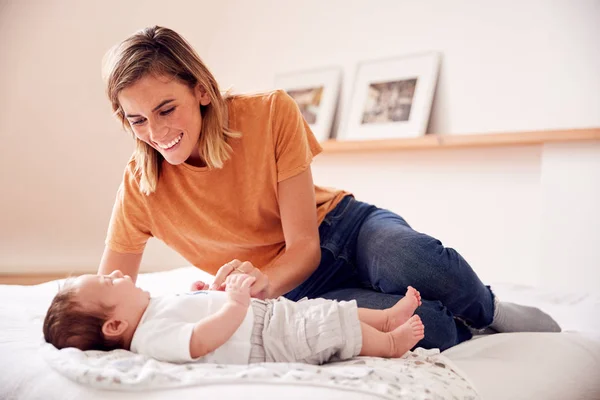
left=361, top=78, right=417, bottom=124
left=274, top=67, right=341, bottom=142
left=341, top=52, right=440, bottom=140
left=286, top=86, right=324, bottom=125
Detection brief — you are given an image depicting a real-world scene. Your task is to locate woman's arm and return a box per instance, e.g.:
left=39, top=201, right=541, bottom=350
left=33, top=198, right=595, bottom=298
left=97, top=246, right=144, bottom=282
left=262, top=167, right=321, bottom=297
left=210, top=168, right=321, bottom=298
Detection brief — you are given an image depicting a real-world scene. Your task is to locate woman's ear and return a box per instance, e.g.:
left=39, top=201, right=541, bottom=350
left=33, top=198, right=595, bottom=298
left=102, top=318, right=129, bottom=338
left=195, top=84, right=211, bottom=106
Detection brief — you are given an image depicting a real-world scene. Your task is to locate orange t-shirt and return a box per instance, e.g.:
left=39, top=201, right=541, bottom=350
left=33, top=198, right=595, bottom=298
left=105, top=90, right=349, bottom=275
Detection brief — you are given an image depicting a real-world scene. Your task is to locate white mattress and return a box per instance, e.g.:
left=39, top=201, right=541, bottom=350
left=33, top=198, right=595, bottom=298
left=1, top=267, right=599, bottom=400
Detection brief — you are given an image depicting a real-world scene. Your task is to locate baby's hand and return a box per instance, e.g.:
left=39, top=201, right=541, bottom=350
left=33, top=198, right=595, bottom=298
left=190, top=280, right=210, bottom=291
left=225, top=274, right=255, bottom=308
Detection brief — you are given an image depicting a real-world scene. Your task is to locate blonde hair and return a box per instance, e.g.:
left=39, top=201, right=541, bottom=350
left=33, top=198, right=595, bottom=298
left=102, top=26, right=240, bottom=195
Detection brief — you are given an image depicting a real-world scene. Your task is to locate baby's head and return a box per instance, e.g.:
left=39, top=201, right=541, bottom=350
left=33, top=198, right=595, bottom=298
left=43, top=270, right=150, bottom=351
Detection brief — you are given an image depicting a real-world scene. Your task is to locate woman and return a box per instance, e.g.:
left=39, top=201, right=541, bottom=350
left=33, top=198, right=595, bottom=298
left=98, top=26, right=559, bottom=351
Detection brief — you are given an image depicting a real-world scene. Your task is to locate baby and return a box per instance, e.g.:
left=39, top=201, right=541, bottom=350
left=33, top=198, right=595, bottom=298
left=43, top=270, right=425, bottom=364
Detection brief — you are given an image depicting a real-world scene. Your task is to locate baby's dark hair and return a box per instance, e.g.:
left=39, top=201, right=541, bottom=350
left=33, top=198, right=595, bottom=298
left=43, top=282, right=124, bottom=351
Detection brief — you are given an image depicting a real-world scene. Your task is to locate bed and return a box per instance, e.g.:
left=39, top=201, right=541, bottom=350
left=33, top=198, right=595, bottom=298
left=1, top=267, right=599, bottom=400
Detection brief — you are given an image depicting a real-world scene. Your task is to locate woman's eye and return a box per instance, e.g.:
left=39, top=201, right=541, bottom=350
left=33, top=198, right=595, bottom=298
left=160, top=107, right=175, bottom=116
left=129, top=107, right=173, bottom=126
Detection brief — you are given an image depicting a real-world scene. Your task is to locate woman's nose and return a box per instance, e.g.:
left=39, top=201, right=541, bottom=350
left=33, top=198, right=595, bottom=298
left=148, top=119, right=168, bottom=143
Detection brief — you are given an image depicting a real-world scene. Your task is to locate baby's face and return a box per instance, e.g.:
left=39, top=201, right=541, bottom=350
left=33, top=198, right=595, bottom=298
left=70, top=270, right=150, bottom=314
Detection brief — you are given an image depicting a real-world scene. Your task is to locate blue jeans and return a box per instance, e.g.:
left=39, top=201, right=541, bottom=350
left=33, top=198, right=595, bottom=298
left=284, top=195, right=495, bottom=351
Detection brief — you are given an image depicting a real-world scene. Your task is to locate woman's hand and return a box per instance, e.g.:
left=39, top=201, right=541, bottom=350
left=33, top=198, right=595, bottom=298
left=225, top=274, right=255, bottom=308
left=211, top=259, right=271, bottom=300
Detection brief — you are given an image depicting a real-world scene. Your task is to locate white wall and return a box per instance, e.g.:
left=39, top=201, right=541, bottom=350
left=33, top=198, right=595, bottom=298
left=1, top=0, right=599, bottom=290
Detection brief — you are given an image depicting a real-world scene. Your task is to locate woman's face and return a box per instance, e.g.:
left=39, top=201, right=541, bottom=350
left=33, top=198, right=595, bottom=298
left=118, top=74, right=210, bottom=166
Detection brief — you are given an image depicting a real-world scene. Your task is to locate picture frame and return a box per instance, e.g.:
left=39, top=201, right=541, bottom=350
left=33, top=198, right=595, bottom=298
left=340, top=52, right=440, bottom=141
left=274, top=67, right=342, bottom=142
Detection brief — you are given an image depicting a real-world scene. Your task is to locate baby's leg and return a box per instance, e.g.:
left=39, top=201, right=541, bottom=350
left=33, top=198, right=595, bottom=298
left=359, top=315, right=425, bottom=358
left=357, top=286, right=422, bottom=332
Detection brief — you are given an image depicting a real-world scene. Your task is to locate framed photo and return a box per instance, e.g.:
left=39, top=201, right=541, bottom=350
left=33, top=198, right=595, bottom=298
left=274, top=67, right=341, bottom=142
left=340, top=52, right=440, bottom=141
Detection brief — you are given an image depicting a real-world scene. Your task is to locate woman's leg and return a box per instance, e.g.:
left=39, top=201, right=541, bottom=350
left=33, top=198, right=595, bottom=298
left=353, top=206, right=560, bottom=333
left=288, top=196, right=558, bottom=348
left=286, top=197, right=473, bottom=350
left=285, top=197, right=472, bottom=350
left=320, top=287, right=472, bottom=351
left=354, top=208, right=495, bottom=329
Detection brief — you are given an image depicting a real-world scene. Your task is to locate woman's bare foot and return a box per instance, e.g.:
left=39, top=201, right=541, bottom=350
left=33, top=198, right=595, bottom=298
left=389, top=315, right=425, bottom=357
left=383, top=286, right=422, bottom=332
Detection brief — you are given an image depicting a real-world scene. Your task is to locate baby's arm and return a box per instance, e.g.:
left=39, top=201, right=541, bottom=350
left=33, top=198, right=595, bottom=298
left=189, top=274, right=256, bottom=358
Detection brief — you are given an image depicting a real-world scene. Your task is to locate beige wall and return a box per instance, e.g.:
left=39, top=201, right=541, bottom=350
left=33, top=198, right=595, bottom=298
left=0, top=0, right=224, bottom=272
left=1, top=0, right=599, bottom=290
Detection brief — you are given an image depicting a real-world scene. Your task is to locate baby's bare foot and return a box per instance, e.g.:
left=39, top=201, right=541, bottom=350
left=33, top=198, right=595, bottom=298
left=389, top=315, right=425, bottom=358
left=384, top=286, right=422, bottom=332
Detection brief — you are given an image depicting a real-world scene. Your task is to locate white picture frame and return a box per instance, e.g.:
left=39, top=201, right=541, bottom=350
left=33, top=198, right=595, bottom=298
left=340, top=52, right=440, bottom=141
left=274, top=67, right=341, bottom=142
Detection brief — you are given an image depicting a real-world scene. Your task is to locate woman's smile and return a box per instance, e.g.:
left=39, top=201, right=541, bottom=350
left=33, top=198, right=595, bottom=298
left=157, top=132, right=183, bottom=151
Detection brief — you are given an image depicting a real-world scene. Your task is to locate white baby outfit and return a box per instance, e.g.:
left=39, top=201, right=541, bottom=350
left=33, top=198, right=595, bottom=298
left=130, top=291, right=362, bottom=365
left=131, top=291, right=254, bottom=364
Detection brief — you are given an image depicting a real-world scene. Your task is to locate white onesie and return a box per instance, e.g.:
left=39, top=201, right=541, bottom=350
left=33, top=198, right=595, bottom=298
left=130, top=290, right=254, bottom=364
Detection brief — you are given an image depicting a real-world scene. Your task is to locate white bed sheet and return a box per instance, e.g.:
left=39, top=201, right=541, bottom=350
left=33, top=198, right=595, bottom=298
left=447, top=282, right=600, bottom=400
left=1, top=267, right=599, bottom=400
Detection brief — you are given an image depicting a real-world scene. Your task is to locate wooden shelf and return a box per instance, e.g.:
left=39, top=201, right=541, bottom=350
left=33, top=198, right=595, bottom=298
left=0, top=273, right=71, bottom=285
left=321, top=128, right=600, bottom=153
